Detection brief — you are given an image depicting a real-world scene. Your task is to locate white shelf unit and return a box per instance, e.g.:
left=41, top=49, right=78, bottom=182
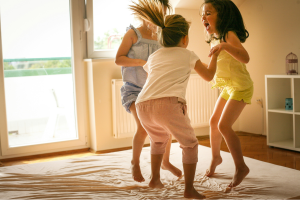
left=265, top=75, right=300, bottom=152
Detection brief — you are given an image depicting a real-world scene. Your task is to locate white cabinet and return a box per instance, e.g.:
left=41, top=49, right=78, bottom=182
left=265, top=75, right=300, bottom=151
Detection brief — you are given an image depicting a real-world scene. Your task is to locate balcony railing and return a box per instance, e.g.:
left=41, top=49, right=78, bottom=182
left=3, top=57, right=72, bottom=77
left=3, top=57, right=76, bottom=147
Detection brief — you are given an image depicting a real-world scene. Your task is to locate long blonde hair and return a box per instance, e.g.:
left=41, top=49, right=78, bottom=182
left=130, top=0, right=190, bottom=47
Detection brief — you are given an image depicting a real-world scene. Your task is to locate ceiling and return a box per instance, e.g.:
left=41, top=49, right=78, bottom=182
left=170, top=0, right=247, bottom=9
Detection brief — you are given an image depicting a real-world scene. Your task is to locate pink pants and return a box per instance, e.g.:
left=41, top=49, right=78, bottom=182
left=136, top=97, right=198, bottom=164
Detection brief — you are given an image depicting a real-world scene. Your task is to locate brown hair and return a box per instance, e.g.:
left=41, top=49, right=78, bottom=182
left=155, top=0, right=172, bottom=14
left=200, top=0, right=249, bottom=43
left=130, top=0, right=190, bottom=47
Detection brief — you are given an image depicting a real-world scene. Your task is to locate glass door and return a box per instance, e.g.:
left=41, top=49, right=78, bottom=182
left=0, top=0, right=86, bottom=157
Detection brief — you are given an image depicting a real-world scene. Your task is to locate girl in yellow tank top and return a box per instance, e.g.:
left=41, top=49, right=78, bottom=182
left=201, top=0, right=253, bottom=189
left=211, top=39, right=253, bottom=93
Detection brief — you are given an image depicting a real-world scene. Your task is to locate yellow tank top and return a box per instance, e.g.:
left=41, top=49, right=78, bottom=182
left=210, top=39, right=253, bottom=91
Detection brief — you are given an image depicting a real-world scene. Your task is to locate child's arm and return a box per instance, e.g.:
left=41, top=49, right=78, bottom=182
left=208, top=31, right=250, bottom=64
left=115, top=29, right=147, bottom=67
left=194, top=54, right=218, bottom=82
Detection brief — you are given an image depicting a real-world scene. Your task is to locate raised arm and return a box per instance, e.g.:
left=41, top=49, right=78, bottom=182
left=115, top=29, right=147, bottom=67
left=209, top=31, right=250, bottom=64
left=194, top=54, right=218, bottom=82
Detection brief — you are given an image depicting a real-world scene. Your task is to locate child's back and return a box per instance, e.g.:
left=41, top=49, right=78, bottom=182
left=136, top=47, right=198, bottom=104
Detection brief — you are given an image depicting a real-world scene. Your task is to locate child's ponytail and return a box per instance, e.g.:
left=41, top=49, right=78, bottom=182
left=130, top=0, right=165, bottom=31
left=130, top=0, right=190, bottom=47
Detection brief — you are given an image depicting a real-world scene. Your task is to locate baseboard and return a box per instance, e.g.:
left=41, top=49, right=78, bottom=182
left=236, top=131, right=266, bottom=137
left=0, top=148, right=90, bottom=162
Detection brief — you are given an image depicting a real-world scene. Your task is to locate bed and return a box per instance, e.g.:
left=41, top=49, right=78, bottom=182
left=1, top=143, right=300, bottom=199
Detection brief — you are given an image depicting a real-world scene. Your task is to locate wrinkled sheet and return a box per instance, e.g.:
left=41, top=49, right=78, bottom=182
left=1, top=143, right=300, bottom=199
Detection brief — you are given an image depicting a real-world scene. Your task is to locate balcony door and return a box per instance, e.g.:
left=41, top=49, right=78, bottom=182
left=0, top=0, right=87, bottom=157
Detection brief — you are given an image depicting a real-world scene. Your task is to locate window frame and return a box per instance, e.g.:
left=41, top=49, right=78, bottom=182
left=86, top=0, right=118, bottom=58
left=0, top=0, right=89, bottom=158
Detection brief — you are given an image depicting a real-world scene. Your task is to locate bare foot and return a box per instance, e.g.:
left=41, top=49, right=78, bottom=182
left=205, top=156, right=222, bottom=177
left=228, top=165, right=250, bottom=188
left=131, top=162, right=145, bottom=182
left=184, top=187, right=206, bottom=199
left=161, top=161, right=183, bottom=178
left=149, top=178, right=164, bottom=189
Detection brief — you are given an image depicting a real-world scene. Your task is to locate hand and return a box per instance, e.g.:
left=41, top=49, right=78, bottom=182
left=208, top=43, right=224, bottom=57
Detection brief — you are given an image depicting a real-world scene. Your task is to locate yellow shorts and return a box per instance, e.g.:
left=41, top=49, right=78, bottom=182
left=220, top=85, right=253, bottom=104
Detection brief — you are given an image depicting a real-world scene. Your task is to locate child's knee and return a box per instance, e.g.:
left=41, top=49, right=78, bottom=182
left=137, top=127, right=147, bottom=136
left=209, top=116, right=219, bottom=128
left=151, top=137, right=170, bottom=154
left=182, top=144, right=198, bottom=164
left=218, top=121, right=232, bottom=134
left=151, top=142, right=167, bottom=154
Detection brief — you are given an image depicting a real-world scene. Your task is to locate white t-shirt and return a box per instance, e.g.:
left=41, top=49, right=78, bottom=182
left=136, top=47, right=199, bottom=104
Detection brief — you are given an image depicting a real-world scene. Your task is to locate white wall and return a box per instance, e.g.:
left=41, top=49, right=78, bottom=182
left=238, top=0, right=300, bottom=135
left=86, top=59, right=139, bottom=151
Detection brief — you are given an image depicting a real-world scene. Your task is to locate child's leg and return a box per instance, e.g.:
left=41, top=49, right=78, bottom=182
left=131, top=102, right=182, bottom=181
left=149, top=154, right=164, bottom=188
left=135, top=100, right=169, bottom=188
left=161, top=102, right=205, bottom=198
left=161, top=134, right=183, bottom=178
left=130, top=102, right=148, bottom=182
left=136, top=97, right=204, bottom=197
left=206, top=96, right=227, bottom=176
left=131, top=102, right=181, bottom=182
left=183, top=163, right=206, bottom=199
left=218, top=99, right=249, bottom=187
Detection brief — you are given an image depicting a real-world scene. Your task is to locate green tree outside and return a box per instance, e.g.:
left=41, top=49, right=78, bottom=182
left=94, top=28, right=123, bottom=50
left=4, top=62, right=15, bottom=70
left=30, top=60, right=71, bottom=69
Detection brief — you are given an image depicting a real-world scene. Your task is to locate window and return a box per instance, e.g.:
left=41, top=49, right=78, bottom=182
left=86, top=0, right=136, bottom=58
left=0, top=0, right=87, bottom=155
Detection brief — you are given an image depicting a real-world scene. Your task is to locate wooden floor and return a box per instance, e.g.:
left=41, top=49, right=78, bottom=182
left=1, top=132, right=300, bottom=171
left=198, top=132, right=300, bottom=171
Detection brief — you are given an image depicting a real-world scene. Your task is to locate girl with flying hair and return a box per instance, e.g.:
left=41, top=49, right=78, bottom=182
left=131, top=0, right=220, bottom=198
left=115, top=0, right=182, bottom=183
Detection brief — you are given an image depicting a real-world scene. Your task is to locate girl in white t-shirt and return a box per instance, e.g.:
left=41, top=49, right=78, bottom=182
left=131, top=0, right=220, bottom=199
left=115, top=0, right=182, bottom=183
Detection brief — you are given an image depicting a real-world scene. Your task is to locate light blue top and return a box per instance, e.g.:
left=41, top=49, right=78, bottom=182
left=121, top=25, right=161, bottom=88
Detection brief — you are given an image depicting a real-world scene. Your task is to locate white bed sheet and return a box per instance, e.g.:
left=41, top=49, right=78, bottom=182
left=0, top=143, right=300, bottom=199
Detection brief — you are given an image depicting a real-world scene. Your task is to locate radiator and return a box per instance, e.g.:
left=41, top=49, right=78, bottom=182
left=186, top=74, right=218, bottom=128
left=112, top=74, right=218, bottom=138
